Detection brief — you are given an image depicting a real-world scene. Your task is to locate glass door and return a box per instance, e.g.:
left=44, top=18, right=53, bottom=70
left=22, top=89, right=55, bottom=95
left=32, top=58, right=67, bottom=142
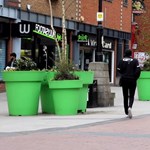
left=103, top=50, right=114, bottom=83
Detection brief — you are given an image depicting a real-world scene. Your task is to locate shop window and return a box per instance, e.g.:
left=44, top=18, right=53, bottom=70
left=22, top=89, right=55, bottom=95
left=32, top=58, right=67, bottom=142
left=123, top=0, right=128, bottom=6
left=21, top=38, right=33, bottom=58
left=0, top=40, right=6, bottom=80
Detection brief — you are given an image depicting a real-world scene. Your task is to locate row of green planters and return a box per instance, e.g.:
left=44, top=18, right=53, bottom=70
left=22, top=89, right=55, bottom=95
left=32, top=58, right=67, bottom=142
left=2, top=70, right=94, bottom=116
left=137, top=71, right=150, bottom=101
left=137, top=57, right=150, bottom=101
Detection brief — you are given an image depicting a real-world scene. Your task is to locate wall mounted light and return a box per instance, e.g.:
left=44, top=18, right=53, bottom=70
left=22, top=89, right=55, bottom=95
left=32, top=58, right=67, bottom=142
left=27, top=4, right=31, bottom=11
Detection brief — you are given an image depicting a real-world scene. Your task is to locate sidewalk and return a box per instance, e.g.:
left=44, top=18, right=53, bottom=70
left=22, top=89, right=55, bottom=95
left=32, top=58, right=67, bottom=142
left=0, top=86, right=150, bottom=133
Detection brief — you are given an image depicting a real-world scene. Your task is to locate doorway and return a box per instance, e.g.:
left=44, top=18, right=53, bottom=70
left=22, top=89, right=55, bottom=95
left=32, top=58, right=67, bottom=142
left=103, top=50, right=114, bottom=83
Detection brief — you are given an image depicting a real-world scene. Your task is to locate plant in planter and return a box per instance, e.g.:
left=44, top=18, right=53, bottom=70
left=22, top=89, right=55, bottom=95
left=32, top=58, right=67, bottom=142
left=47, top=51, right=83, bottom=115
left=44, top=0, right=82, bottom=115
left=137, top=53, right=150, bottom=101
left=142, top=57, right=150, bottom=71
left=40, top=69, right=56, bottom=114
left=40, top=62, right=78, bottom=114
left=2, top=57, right=45, bottom=116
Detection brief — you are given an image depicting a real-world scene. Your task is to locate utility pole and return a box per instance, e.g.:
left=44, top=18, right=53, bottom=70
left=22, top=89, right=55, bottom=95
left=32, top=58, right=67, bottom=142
left=96, top=0, right=103, bottom=62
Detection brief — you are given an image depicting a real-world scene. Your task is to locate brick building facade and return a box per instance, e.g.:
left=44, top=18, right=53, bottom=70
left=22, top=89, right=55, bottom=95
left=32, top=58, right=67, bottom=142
left=131, top=0, right=148, bottom=66
left=0, top=0, right=132, bottom=92
left=21, top=0, right=132, bottom=32
left=133, top=0, right=150, bottom=52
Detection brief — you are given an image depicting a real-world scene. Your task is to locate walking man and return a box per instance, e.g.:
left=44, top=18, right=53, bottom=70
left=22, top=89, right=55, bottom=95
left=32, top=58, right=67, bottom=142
left=117, top=49, right=141, bottom=119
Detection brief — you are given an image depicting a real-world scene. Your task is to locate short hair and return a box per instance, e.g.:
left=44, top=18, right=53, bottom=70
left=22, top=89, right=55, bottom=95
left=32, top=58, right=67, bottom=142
left=124, top=50, right=132, bottom=57
left=10, top=53, right=16, bottom=58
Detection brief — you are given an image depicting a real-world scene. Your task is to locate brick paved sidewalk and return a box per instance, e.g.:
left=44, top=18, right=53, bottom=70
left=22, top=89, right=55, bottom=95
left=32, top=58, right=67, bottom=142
left=0, top=86, right=150, bottom=133
left=0, top=115, right=150, bottom=150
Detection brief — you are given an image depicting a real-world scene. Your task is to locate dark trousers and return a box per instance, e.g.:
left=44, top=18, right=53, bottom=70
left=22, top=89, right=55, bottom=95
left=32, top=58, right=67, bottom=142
left=122, top=79, right=136, bottom=115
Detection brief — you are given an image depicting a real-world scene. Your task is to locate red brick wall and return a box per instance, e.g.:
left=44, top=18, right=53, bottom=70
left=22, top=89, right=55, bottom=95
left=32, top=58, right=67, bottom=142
left=134, top=0, right=150, bottom=52
left=80, top=0, right=98, bottom=25
left=21, top=0, right=131, bottom=32
left=21, top=0, right=77, bottom=21
left=81, top=0, right=132, bottom=32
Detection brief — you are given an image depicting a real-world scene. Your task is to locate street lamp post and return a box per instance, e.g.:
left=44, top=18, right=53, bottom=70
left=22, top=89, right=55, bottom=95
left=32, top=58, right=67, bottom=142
left=96, top=0, right=103, bottom=62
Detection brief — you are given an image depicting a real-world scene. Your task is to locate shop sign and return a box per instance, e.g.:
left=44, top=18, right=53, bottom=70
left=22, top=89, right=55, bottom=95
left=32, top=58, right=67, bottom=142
left=84, top=36, right=113, bottom=50
left=134, top=52, right=149, bottom=67
left=12, top=23, right=56, bottom=39
left=19, top=23, right=31, bottom=34
left=132, top=0, right=145, bottom=14
left=33, top=24, right=55, bottom=40
left=12, top=23, right=33, bottom=37
left=77, top=33, right=89, bottom=43
left=102, top=36, right=113, bottom=49
left=85, top=39, right=97, bottom=46
left=56, top=33, right=62, bottom=42
left=97, top=12, right=104, bottom=22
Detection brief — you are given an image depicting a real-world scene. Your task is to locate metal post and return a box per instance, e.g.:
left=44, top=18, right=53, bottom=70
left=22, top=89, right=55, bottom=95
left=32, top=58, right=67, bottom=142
left=96, top=0, right=103, bottom=62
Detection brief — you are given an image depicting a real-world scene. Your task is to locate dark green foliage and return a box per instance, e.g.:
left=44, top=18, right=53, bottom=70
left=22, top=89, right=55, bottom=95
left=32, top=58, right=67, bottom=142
left=15, top=57, right=38, bottom=71
left=142, top=58, right=150, bottom=71
left=53, top=59, right=79, bottom=80
left=54, top=72, right=79, bottom=80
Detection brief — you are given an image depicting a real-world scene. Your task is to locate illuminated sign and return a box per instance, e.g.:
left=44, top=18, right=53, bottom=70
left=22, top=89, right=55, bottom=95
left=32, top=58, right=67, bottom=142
left=12, top=23, right=55, bottom=39
left=77, top=33, right=89, bottom=43
left=12, top=23, right=33, bottom=37
left=97, top=12, right=104, bottom=22
left=33, top=24, right=55, bottom=40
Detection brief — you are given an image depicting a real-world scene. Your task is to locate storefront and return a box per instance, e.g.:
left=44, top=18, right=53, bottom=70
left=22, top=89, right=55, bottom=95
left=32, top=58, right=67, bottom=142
left=12, top=22, right=57, bottom=69
left=102, top=37, right=115, bottom=83
left=0, top=22, right=10, bottom=80
left=78, top=32, right=115, bottom=83
left=11, top=22, right=74, bottom=70
left=0, top=40, right=6, bottom=80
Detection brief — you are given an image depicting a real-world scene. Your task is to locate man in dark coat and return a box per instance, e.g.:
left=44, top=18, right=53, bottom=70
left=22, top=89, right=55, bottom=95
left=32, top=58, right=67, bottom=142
left=117, top=49, right=141, bottom=119
left=7, top=52, right=17, bottom=67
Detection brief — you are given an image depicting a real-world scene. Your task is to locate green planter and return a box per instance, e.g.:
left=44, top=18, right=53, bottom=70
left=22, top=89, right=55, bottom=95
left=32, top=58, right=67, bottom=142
left=74, top=71, right=94, bottom=113
left=41, top=71, right=56, bottom=114
left=137, top=71, right=150, bottom=101
left=48, top=80, right=82, bottom=115
left=2, top=71, right=45, bottom=116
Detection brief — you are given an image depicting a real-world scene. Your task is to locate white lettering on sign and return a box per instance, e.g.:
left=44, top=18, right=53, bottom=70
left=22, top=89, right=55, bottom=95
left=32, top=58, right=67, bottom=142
left=85, top=37, right=112, bottom=49
left=102, top=41, right=112, bottom=49
left=19, top=24, right=30, bottom=34
left=102, top=36, right=112, bottom=49
left=86, top=39, right=97, bottom=46
left=35, top=24, right=55, bottom=38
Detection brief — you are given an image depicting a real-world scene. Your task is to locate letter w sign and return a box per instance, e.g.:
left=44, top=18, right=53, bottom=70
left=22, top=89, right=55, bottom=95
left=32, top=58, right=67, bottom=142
left=12, top=23, right=33, bottom=38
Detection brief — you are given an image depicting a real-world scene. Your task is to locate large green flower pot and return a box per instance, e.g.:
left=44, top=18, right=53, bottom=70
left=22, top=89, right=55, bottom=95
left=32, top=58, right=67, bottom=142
left=41, top=71, right=56, bottom=114
left=48, top=80, right=82, bottom=115
left=2, top=71, right=45, bottom=116
left=74, top=71, right=94, bottom=113
left=137, top=71, right=150, bottom=101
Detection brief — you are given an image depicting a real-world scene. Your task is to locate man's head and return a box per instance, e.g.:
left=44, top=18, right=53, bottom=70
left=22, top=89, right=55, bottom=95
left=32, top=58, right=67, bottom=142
left=10, top=53, right=16, bottom=58
left=10, top=53, right=16, bottom=61
left=124, top=49, right=132, bottom=57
